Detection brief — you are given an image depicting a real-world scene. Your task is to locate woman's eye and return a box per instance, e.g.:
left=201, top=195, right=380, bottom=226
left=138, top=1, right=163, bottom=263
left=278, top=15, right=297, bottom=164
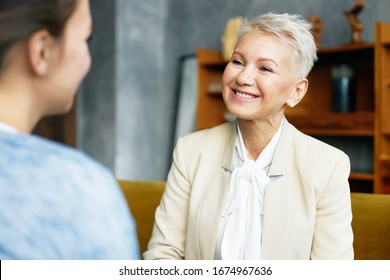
left=231, top=59, right=243, bottom=66
left=259, top=66, right=272, bottom=72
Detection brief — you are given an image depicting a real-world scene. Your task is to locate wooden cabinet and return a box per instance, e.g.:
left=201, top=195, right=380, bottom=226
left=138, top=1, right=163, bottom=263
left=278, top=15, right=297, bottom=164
left=196, top=22, right=390, bottom=194
left=374, top=22, right=390, bottom=194
left=197, top=48, right=229, bottom=131
left=32, top=106, right=76, bottom=147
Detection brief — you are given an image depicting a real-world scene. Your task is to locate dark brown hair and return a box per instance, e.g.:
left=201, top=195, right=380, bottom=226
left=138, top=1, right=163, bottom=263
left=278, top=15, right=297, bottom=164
left=0, top=0, right=77, bottom=71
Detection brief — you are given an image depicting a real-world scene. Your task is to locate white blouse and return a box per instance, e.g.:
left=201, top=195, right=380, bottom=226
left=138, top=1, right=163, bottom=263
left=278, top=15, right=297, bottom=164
left=214, top=119, right=283, bottom=260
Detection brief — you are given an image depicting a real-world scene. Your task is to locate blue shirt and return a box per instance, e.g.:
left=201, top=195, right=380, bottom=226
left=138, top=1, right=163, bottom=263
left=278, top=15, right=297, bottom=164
left=0, top=131, right=139, bottom=259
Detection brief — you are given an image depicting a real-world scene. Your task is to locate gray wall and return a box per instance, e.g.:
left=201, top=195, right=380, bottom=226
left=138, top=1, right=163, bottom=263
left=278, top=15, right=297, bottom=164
left=115, top=0, right=171, bottom=180
left=78, top=0, right=116, bottom=170
left=79, top=0, right=390, bottom=180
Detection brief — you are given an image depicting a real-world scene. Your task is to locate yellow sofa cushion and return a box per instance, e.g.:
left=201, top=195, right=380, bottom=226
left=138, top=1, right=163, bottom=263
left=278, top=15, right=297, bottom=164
left=118, top=180, right=165, bottom=256
left=351, top=192, right=390, bottom=260
left=118, top=180, right=390, bottom=260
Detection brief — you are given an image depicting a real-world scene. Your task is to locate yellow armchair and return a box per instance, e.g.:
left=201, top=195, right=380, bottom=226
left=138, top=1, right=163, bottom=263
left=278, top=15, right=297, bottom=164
left=118, top=180, right=390, bottom=260
left=118, top=180, right=165, bottom=256
left=351, top=192, right=390, bottom=260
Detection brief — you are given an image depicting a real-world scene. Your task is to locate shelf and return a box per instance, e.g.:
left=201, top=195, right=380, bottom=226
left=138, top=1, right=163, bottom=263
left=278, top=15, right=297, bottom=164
left=379, top=155, right=390, bottom=161
left=198, top=48, right=226, bottom=66
left=207, top=82, right=222, bottom=95
left=382, top=129, right=390, bottom=136
left=349, top=172, right=374, bottom=193
left=318, top=43, right=374, bottom=54
left=286, top=112, right=374, bottom=136
left=349, top=172, right=374, bottom=181
left=379, top=157, right=390, bottom=172
left=379, top=157, right=390, bottom=193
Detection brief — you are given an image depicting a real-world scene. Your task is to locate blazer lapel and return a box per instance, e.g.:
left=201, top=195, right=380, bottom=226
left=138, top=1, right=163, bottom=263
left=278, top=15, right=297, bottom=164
left=262, top=119, right=295, bottom=259
left=268, top=117, right=292, bottom=177
left=222, top=121, right=237, bottom=172
left=197, top=121, right=237, bottom=259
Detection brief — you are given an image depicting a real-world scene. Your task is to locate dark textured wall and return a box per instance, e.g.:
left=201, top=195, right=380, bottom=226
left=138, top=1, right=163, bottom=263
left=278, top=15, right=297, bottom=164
left=78, top=0, right=116, bottom=171
left=115, top=0, right=171, bottom=180
left=80, top=0, right=390, bottom=180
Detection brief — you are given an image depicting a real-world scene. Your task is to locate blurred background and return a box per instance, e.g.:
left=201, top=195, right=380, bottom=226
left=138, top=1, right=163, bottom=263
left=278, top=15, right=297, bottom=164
left=74, top=0, right=389, bottom=181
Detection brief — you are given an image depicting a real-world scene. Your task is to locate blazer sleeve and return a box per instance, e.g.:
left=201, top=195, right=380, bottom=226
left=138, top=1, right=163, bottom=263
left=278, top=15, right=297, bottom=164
left=311, top=153, right=354, bottom=259
left=143, top=138, right=190, bottom=259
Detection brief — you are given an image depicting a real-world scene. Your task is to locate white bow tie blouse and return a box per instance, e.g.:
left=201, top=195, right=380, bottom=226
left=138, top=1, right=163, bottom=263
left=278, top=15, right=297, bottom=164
left=215, top=119, right=283, bottom=260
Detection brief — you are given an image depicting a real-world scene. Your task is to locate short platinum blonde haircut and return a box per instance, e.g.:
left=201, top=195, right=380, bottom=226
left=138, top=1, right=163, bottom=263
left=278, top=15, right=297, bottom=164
left=237, top=12, right=318, bottom=79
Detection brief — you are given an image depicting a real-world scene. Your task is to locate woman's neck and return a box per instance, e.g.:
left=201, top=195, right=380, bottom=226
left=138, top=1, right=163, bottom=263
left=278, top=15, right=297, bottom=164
left=238, top=117, right=283, bottom=160
left=0, top=89, right=39, bottom=134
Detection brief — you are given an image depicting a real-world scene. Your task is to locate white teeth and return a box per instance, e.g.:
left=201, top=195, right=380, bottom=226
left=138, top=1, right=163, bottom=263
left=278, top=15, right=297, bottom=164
left=235, top=91, right=255, bottom=99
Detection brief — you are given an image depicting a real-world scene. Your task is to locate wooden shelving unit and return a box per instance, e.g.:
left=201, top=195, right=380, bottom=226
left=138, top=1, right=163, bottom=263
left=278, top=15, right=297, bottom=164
left=32, top=104, right=76, bottom=147
left=196, top=22, right=390, bottom=194
left=374, top=22, right=390, bottom=194
left=196, top=48, right=228, bottom=131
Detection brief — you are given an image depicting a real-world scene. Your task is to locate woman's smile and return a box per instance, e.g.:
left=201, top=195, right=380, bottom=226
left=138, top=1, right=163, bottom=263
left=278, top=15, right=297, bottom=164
left=233, top=89, right=259, bottom=101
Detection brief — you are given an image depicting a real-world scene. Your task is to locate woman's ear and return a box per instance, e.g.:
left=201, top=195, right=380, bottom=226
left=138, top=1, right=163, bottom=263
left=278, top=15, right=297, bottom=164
left=27, top=30, right=53, bottom=76
left=287, top=79, right=308, bottom=108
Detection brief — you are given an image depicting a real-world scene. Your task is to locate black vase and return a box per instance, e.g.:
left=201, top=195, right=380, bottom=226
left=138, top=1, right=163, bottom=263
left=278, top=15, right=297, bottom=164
left=331, top=64, right=356, bottom=113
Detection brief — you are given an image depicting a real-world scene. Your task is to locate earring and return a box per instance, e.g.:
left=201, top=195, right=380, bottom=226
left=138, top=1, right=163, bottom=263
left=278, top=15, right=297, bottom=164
left=287, top=100, right=295, bottom=108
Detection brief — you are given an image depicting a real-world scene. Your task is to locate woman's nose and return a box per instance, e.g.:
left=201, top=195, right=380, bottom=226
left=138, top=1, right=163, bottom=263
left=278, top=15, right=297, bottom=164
left=236, top=67, right=255, bottom=86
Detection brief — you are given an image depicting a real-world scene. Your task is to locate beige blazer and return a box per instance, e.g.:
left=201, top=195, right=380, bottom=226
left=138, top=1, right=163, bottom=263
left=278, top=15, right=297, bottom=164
left=143, top=119, right=354, bottom=260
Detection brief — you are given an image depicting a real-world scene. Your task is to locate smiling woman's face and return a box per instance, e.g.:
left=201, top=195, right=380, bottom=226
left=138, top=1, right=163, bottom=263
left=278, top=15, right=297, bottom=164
left=222, top=32, right=297, bottom=123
